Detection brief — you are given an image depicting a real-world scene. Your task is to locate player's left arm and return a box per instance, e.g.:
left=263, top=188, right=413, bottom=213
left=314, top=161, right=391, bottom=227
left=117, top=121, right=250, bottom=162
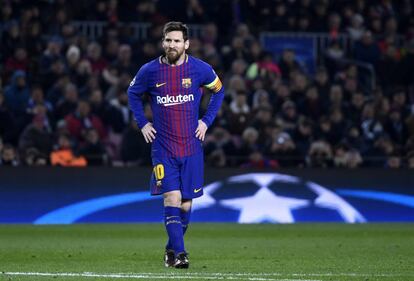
left=195, top=66, right=224, bottom=141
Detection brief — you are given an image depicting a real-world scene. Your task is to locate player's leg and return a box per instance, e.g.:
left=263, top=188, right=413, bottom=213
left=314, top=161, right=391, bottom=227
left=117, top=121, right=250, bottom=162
left=172, top=152, right=203, bottom=268
left=150, top=158, right=185, bottom=268
left=164, top=190, right=189, bottom=268
left=163, top=190, right=186, bottom=267
left=166, top=199, right=192, bottom=250
left=181, top=199, right=192, bottom=236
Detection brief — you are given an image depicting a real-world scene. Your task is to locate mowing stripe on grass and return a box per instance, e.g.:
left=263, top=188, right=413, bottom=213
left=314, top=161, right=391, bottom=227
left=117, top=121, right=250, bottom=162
left=1, top=272, right=321, bottom=281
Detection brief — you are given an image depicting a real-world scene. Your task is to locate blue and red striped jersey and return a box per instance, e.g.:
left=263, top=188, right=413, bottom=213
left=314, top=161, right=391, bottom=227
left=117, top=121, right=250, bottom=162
left=128, top=54, right=224, bottom=158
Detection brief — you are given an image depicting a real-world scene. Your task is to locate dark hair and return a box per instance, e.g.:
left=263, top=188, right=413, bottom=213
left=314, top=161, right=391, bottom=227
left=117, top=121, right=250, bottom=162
left=163, top=21, right=189, bottom=41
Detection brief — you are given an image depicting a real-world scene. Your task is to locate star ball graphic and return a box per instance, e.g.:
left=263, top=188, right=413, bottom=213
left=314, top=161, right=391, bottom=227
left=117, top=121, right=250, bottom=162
left=30, top=172, right=414, bottom=224
left=192, top=173, right=366, bottom=223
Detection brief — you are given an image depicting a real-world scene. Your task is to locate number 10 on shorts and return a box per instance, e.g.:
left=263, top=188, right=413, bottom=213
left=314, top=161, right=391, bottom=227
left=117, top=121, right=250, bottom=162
left=153, top=164, right=165, bottom=180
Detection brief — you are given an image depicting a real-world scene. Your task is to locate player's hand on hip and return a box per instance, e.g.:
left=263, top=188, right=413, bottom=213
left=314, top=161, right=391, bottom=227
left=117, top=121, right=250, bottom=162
left=141, top=122, right=157, bottom=143
left=195, top=119, right=208, bottom=141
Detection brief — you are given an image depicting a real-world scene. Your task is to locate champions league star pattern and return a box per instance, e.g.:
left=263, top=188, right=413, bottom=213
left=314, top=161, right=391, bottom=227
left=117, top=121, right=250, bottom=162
left=0, top=171, right=408, bottom=224
left=1, top=169, right=413, bottom=223
left=193, top=173, right=366, bottom=223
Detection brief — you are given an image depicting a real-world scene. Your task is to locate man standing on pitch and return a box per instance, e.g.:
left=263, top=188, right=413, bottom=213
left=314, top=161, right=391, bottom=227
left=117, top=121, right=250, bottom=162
left=128, top=21, right=224, bottom=268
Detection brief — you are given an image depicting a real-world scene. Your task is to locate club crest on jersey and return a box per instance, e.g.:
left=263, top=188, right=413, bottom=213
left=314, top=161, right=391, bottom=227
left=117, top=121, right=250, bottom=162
left=182, top=78, right=192, bottom=89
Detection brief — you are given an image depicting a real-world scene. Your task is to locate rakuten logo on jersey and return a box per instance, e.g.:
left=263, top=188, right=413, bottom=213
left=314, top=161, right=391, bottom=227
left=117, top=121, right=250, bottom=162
left=156, top=94, right=194, bottom=107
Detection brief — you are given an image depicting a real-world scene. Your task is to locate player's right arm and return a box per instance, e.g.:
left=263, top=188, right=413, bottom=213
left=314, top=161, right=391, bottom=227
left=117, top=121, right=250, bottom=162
left=127, top=63, right=157, bottom=143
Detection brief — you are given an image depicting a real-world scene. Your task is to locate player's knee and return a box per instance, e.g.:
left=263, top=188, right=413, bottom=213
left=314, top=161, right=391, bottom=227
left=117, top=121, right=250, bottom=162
left=163, top=191, right=182, bottom=207
left=181, top=199, right=192, bottom=212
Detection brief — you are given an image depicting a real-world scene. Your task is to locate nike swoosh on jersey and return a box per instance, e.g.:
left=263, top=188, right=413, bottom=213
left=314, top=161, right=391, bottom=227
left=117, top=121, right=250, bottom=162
left=156, top=82, right=166, bottom=87
left=194, top=188, right=202, bottom=193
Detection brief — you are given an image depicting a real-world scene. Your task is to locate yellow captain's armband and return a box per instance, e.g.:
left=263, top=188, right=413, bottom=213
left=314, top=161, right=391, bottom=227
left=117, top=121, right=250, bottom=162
left=204, top=76, right=223, bottom=93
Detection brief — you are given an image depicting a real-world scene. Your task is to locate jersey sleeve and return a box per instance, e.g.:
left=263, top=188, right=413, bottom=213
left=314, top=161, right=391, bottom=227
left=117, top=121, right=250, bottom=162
left=199, top=62, right=224, bottom=127
left=202, top=65, right=223, bottom=93
left=127, top=63, right=150, bottom=129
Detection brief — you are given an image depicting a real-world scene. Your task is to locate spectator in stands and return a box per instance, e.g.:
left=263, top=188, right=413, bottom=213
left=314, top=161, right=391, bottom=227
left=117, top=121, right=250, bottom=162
left=54, top=83, right=79, bottom=121
left=267, top=131, right=302, bottom=167
left=390, top=90, right=410, bottom=119
left=278, top=49, right=302, bottom=81
left=347, top=14, right=365, bottom=41
left=86, top=41, right=108, bottom=74
left=66, top=45, right=81, bottom=80
left=246, top=51, right=281, bottom=85
left=276, top=100, right=298, bottom=133
left=64, top=99, right=106, bottom=143
left=384, top=107, right=407, bottom=145
left=41, top=58, right=67, bottom=99
left=40, top=36, right=63, bottom=74
left=327, top=84, right=347, bottom=113
left=204, top=126, right=236, bottom=167
left=0, top=144, right=19, bottom=166
left=329, top=107, right=347, bottom=145
left=113, top=44, right=135, bottom=75
left=18, top=113, right=54, bottom=159
left=354, top=31, right=381, bottom=66
left=228, top=90, right=250, bottom=135
left=4, top=70, right=30, bottom=115
left=79, top=128, right=108, bottom=166
left=292, top=118, right=314, bottom=158
left=237, top=127, right=261, bottom=164
left=386, top=154, right=402, bottom=169
left=306, top=140, right=333, bottom=168
left=313, top=66, right=330, bottom=101
left=4, top=47, right=29, bottom=79
left=222, top=36, right=251, bottom=71
left=364, top=135, right=395, bottom=167
left=26, top=85, right=53, bottom=115
left=333, top=143, right=363, bottom=168
left=2, top=21, right=24, bottom=68
left=250, top=105, right=274, bottom=147
left=50, top=133, right=87, bottom=167
left=298, top=86, right=325, bottom=122
left=22, top=147, right=48, bottom=166
left=348, top=91, right=365, bottom=124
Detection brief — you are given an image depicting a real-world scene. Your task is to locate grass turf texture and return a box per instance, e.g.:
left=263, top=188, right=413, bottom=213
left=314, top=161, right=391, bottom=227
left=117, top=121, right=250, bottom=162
left=0, top=224, right=413, bottom=281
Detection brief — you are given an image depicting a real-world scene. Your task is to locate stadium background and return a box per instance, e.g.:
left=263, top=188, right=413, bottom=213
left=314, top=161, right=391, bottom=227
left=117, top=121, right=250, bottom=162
left=1, top=0, right=413, bottom=224
left=1, top=1, right=414, bottom=281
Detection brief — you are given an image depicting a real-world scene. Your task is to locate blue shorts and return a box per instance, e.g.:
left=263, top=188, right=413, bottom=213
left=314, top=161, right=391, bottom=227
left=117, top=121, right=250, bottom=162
left=150, top=152, right=204, bottom=199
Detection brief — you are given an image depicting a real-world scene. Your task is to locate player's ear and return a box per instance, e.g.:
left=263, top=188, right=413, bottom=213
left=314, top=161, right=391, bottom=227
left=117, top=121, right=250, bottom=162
left=184, top=40, right=190, bottom=50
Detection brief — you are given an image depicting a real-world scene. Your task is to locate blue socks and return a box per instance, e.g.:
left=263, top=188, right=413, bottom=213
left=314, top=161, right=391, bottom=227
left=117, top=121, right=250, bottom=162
left=181, top=208, right=191, bottom=236
left=164, top=206, right=184, bottom=254
left=165, top=207, right=191, bottom=252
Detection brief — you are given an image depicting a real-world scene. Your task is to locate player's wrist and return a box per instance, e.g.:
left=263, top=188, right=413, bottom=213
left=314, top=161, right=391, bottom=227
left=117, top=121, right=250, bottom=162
left=200, top=118, right=209, bottom=128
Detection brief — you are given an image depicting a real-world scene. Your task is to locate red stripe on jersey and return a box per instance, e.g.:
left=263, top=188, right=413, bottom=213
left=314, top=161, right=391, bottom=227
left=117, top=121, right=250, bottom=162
left=161, top=63, right=168, bottom=158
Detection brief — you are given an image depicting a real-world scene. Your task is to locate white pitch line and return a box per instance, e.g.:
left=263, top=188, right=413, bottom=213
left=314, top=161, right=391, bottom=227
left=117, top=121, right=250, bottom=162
left=2, top=271, right=412, bottom=279
left=2, top=272, right=321, bottom=281
left=152, top=272, right=414, bottom=277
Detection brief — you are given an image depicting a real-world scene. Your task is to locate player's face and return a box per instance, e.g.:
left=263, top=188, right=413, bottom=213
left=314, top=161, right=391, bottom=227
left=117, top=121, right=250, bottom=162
left=162, top=31, right=189, bottom=64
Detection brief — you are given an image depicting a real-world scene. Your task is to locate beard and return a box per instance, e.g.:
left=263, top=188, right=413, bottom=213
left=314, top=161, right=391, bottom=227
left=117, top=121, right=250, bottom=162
left=165, top=48, right=183, bottom=64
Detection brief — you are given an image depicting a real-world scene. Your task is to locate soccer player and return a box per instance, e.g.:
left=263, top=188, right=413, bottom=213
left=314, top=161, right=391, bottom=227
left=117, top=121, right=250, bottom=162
left=127, top=22, right=224, bottom=268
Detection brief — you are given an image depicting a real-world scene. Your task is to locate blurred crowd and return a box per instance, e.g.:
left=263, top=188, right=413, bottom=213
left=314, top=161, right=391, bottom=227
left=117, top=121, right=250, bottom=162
left=1, top=0, right=414, bottom=168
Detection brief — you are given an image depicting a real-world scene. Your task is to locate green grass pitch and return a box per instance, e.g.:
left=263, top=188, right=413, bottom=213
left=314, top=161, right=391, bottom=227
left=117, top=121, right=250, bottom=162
left=0, top=224, right=413, bottom=281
